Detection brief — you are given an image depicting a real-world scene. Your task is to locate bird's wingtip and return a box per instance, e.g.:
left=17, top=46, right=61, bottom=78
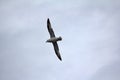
left=58, top=57, right=62, bottom=61
left=47, top=18, right=50, bottom=23
left=58, top=54, right=62, bottom=61
left=47, top=18, right=49, bottom=21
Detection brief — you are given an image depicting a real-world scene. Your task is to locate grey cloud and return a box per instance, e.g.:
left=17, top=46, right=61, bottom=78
left=91, top=60, right=120, bottom=80
left=0, top=0, right=120, bottom=80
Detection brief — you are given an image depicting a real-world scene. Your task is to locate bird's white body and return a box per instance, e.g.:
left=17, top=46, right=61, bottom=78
left=46, top=36, right=62, bottom=43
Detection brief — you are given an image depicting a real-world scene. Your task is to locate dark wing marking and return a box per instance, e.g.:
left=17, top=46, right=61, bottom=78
left=47, top=18, right=55, bottom=38
left=52, top=42, right=62, bottom=61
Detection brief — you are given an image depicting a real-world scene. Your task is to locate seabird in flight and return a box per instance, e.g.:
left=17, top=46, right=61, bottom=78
left=46, top=18, right=62, bottom=61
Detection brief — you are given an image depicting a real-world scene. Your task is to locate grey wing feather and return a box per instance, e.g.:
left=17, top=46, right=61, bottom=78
left=53, top=42, right=62, bottom=61
left=47, top=18, right=55, bottom=38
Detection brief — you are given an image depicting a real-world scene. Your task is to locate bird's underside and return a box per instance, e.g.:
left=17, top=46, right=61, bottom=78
left=46, top=18, right=62, bottom=61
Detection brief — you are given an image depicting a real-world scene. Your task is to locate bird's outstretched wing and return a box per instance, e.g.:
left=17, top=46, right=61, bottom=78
left=52, top=42, right=62, bottom=61
left=47, top=18, right=55, bottom=38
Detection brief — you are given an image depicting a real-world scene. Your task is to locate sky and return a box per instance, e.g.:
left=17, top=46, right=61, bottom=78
left=0, top=0, right=120, bottom=80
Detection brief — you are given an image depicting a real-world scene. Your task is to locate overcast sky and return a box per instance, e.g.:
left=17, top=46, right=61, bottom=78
left=0, top=0, right=120, bottom=80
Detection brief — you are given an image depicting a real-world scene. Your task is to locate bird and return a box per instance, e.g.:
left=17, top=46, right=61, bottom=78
left=46, top=18, right=62, bottom=61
